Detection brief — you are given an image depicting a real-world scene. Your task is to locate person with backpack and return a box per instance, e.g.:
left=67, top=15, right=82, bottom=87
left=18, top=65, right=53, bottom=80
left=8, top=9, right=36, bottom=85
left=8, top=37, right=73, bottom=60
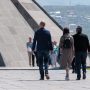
left=59, top=27, right=74, bottom=80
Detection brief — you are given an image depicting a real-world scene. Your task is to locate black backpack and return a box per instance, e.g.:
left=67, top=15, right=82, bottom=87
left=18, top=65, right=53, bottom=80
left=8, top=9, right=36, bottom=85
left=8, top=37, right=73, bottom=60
left=63, top=37, right=72, bottom=49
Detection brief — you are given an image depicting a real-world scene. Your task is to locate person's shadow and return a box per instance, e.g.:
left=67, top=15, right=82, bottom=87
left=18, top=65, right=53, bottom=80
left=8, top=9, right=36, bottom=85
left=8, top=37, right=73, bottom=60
left=18, top=79, right=76, bottom=82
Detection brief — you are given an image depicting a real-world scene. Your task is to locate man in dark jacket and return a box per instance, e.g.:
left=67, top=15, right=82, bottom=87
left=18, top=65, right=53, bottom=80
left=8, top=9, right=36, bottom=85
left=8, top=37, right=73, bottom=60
left=32, top=21, right=53, bottom=80
left=73, top=26, right=89, bottom=80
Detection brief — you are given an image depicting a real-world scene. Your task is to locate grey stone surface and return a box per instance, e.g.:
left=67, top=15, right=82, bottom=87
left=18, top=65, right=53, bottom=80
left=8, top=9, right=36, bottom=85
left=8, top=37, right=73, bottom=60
left=0, top=0, right=34, bottom=66
left=22, top=3, right=40, bottom=11
left=0, top=69, right=89, bottom=90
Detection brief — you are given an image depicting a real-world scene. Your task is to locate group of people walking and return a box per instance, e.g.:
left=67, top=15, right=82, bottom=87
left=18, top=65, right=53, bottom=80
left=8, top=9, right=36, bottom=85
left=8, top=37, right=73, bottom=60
left=59, top=26, right=90, bottom=80
left=27, top=21, right=90, bottom=80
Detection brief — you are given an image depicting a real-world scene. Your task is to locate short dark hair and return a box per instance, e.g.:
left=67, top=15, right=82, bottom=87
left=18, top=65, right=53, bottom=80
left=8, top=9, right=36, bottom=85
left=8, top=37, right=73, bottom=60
left=76, top=26, right=82, bottom=34
left=40, top=21, right=45, bottom=27
left=63, top=27, right=69, bottom=35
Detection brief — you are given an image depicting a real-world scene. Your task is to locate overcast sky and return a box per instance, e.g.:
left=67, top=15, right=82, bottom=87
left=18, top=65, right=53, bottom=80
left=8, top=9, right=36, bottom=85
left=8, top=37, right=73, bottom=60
left=36, top=0, right=90, bottom=6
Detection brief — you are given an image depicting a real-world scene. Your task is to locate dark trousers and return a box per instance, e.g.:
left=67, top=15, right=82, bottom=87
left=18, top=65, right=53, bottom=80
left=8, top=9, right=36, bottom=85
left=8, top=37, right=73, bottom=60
left=48, top=55, right=52, bottom=65
left=37, top=51, right=49, bottom=79
left=71, top=57, right=76, bottom=72
left=32, top=54, right=35, bottom=66
left=75, top=52, right=87, bottom=78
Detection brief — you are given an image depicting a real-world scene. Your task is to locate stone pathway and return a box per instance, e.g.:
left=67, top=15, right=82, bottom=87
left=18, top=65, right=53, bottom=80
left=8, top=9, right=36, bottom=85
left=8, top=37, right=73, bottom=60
left=0, top=69, right=89, bottom=90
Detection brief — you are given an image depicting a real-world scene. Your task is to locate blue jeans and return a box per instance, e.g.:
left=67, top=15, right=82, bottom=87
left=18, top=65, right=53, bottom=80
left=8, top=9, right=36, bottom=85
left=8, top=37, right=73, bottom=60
left=37, top=51, right=49, bottom=79
left=75, top=52, right=87, bottom=78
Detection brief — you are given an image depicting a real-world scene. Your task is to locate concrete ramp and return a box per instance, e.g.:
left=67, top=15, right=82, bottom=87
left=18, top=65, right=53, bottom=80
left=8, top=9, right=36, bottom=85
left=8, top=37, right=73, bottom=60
left=17, top=0, right=63, bottom=43
left=0, top=0, right=34, bottom=67
left=0, top=0, right=62, bottom=67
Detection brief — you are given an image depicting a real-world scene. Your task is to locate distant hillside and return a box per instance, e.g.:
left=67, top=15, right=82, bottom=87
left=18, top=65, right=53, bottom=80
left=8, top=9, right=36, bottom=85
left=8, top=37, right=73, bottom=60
left=43, top=5, right=90, bottom=15
left=43, top=5, right=90, bottom=40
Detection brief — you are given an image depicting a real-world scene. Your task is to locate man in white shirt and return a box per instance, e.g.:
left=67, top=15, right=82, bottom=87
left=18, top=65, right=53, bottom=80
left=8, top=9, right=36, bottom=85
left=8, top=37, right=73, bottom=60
left=27, top=37, right=35, bottom=67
